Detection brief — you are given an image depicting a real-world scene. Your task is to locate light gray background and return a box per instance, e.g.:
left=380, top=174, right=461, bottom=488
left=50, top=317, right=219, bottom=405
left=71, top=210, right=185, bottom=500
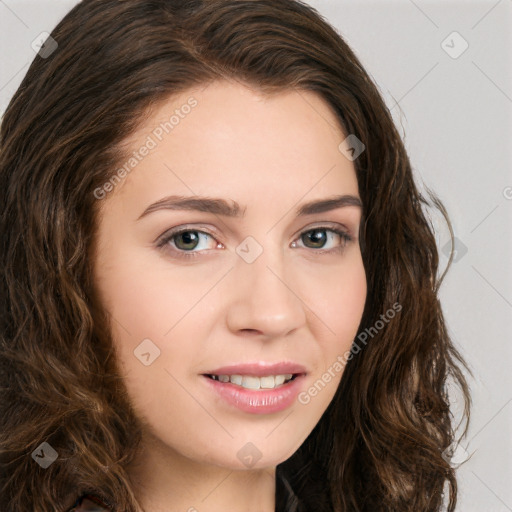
left=1, top=1, right=511, bottom=510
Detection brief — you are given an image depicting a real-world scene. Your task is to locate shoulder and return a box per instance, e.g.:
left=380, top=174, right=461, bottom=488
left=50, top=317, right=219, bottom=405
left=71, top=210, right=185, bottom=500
left=67, top=494, right=113, bottom=512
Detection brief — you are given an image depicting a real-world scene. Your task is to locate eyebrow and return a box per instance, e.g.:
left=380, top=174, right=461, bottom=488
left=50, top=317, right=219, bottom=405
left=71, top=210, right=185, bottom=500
left=136, top=194, right=362, bottom=220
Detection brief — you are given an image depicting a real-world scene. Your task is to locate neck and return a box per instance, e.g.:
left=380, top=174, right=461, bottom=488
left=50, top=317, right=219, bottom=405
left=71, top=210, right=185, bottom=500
left=127, top=433, right=276, bottom=512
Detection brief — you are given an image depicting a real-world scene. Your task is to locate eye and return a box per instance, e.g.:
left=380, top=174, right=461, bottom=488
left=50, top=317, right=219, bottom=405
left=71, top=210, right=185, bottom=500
left=156, top=225, right=353, bottom=260
left=156, top=227, right=221, bottom=259
left=292, top=226, right=352, bottom=253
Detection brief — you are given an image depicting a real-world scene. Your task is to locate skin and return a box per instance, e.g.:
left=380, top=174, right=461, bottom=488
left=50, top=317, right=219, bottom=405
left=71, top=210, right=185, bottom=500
left=92, top=79, right=367, bottom=512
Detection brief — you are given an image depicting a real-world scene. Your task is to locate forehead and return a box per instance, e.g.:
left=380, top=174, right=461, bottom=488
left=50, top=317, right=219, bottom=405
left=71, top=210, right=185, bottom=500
left=103, top=79, right=359, bottom=214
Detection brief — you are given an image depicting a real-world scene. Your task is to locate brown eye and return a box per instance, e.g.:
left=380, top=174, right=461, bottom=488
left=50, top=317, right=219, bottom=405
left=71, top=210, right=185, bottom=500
left=173, top=230, right=201, bottom=251
left=156, top=227, right=222, bottom=260
left=302, top=229, right=328, bottom=249
left=297, top=227, right=352, bottom=251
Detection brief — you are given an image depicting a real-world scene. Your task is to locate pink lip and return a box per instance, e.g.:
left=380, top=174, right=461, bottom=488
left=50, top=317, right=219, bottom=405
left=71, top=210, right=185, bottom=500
left=203, top=361, right=307, bottom=377
left=200, top=362, right=308, bottom=414
left=201, top=373, right=306, bottom=414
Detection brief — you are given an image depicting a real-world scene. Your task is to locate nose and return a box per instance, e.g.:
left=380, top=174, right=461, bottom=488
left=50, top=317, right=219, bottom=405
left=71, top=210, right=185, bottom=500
left=225, top=245, right=307, bottom=339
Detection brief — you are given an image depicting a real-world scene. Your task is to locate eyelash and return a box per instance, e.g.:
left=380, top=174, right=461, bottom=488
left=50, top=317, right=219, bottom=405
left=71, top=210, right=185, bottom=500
left=156, top=225, right=353, bottom=260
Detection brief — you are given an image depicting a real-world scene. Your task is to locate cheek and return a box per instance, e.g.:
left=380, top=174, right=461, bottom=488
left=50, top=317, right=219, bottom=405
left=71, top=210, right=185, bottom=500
left=304, top=253, right=367, bottom=346
left=333, top=261, right=367, bottom=337
left=298, top=254, right=366, bottom=409
left=96, top=249, right=209, bottom=342
left=93, top=252, right=203, bottom=410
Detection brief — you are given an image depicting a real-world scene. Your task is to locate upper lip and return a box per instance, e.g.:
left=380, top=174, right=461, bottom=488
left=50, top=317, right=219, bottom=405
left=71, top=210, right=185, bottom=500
left=203, top=361, right=307, bottom=377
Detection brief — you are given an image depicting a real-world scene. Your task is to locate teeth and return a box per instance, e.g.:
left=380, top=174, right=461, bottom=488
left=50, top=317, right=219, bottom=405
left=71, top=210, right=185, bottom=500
left=231, top=374, right=243, bottom=386
left=209, top=373, right=295, bottom=390
left=242, top=376, right=260, bottom=389
left=274, top=375, right=286, bottom=386
left=260, top=376, right=275, bottom=388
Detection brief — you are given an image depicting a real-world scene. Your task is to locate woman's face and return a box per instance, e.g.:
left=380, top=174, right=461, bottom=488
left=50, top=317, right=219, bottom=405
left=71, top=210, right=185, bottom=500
left=93, top=80, right=366, bottom=472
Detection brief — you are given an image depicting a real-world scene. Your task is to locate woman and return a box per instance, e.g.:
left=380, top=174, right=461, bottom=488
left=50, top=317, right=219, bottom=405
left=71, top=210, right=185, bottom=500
left=0, top=0, right=471, bottom=511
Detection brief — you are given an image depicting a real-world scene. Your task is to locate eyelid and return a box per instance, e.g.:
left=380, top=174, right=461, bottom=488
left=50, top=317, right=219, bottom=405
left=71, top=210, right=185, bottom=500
left=154, top=223, right=220, bottom=244
left=291, top=221, right=353, bottom=239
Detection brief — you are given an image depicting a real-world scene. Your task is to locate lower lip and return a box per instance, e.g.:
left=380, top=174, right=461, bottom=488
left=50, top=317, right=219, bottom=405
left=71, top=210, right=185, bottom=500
left=201, top=374, right=306, bottom=414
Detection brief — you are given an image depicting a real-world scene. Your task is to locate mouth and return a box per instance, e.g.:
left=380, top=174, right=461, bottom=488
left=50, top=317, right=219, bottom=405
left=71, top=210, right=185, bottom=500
left=203, top=373, right=302, bottom=390
left=200, top=364, right=308, bottom=414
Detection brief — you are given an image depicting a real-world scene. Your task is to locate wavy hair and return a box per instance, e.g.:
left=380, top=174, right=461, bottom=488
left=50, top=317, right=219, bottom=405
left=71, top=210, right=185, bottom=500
left=0, top=0, right=471, bottom=510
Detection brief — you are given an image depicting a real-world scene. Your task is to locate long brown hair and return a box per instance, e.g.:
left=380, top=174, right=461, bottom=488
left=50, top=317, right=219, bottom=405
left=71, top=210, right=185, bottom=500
left=0, top=0, right=471, bottom=510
